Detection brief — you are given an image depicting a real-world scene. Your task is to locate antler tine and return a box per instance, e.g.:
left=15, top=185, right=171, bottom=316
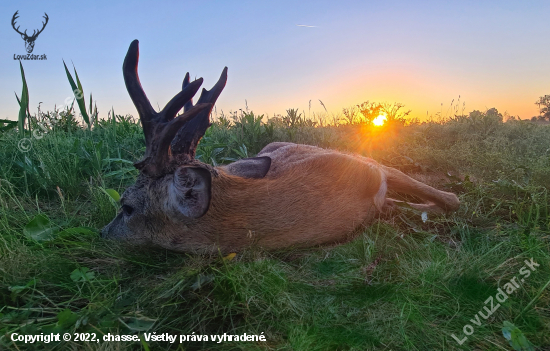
left=35, top=13, right=49, bottom=35
left=171, top=67, right=228, bottom=159
left=160, top=77, right=203, bottom=122
left=11, top=11, right=25, bottom=36
left=123, top=40, right=157, bottom=143
left=196, top=66, right=228, bottom=106
left=182, top=73, right=194, bottom=112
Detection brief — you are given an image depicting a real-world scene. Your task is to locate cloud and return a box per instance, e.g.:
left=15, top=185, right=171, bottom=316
left=296, top=24, right=317, bottom=28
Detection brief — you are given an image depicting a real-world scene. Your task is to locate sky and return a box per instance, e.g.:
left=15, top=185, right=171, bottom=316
left=1, top=0, right=550, bottom=122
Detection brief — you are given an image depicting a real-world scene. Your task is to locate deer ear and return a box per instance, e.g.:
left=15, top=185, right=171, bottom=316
left=223, top=156, right=271, bottom=179
left=169, top=166, right=212, bottom=219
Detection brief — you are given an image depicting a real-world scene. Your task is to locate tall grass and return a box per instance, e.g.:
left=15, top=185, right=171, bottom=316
left=0, top=105, right=549, bottom=350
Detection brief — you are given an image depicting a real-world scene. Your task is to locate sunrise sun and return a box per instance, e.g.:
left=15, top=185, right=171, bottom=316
left=372, top=114, right=387, bottom=126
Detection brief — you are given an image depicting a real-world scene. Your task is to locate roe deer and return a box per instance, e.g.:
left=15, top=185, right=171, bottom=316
left=101, top=40, right=460, bottom=253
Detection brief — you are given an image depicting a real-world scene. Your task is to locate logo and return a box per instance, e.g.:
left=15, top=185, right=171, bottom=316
left=12, top=10, right=48, bottom=60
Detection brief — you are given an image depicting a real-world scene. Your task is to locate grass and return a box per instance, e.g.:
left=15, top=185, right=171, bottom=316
left=1, top=105, right=549, bottom=350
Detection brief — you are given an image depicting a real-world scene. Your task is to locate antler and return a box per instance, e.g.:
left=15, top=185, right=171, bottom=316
left=123, top=40, right=227, bottom=177
left=29, top=13, right=49, bottom=39
left=11, top=11, right=26, bottom=37
left=171, top=67, right=228, bottom=161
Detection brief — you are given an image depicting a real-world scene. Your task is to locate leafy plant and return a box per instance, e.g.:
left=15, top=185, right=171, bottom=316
left=88, top=92, right=98, bottom=126
left=502, top=321, right=535, bottom=351
left=229, top=111, right=274, bottom=155
left=284, top=108, right=303, bottom=127
left=16, top=61, right=30, bottom=135
left=23, top=214, right=55, bottom=241
left=70, top=267, right=96, bottom=282
left=63, top=60, right=90, bottom=129
left=534, top=95, right=550, bottom=121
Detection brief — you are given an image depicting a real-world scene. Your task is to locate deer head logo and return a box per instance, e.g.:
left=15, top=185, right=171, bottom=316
left=12, top=11, right=49, bottom=53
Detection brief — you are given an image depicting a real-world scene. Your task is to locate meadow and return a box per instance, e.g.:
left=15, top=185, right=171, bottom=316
left=1, top=95, right=550, bottom=350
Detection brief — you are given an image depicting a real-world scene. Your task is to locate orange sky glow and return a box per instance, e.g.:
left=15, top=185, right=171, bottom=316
left=1, top=1, right=549, bottom=122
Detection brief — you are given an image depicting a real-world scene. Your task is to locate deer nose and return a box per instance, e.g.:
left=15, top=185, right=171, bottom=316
left=101, top=212, right=122, bottom=239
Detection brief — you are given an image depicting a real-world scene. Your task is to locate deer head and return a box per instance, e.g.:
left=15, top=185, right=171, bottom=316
left=12, top=11, right=49, bottom=53
left=101, top=40, right=229, bottom=245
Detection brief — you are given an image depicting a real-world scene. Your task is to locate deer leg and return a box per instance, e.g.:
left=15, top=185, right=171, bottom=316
left=380, top=165, right=460, bottom=212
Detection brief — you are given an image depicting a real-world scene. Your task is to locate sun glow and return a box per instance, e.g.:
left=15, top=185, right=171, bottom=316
left=372, top=114, right=387, bottom=126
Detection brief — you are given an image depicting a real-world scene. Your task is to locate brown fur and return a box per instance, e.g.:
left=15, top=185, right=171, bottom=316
left=201, top=148, right=383, bottom=251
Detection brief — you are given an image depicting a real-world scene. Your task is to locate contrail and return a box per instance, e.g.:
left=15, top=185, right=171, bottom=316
left=296, top=24, right=317, bottom=28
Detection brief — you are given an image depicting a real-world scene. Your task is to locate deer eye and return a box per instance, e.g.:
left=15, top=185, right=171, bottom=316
left=122, top=205, right=134, bottom=216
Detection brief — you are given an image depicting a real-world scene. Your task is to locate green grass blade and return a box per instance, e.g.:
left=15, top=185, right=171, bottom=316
left=89, top=93, right=96, bottom=126
left=73, top=63, right=90, bottom=127
left=15, top=92, right=21, bottom=106
left=17, top=61, right=29, bottom=135
left=15, top=91, right=31, bottom=132
left=63, top=60, right=78, bottom=92
left=63, top=60, right=90, bottom=128
left=518, top=276, right=550, bottom=318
